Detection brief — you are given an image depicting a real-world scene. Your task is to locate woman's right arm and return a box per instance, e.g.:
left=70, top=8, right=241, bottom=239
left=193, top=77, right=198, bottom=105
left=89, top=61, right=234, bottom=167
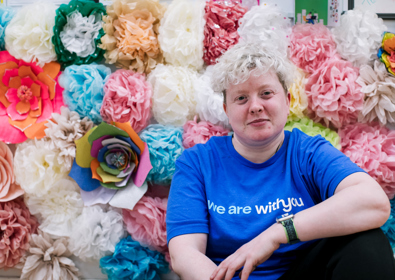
left=169, top=233, right=217, bottom=280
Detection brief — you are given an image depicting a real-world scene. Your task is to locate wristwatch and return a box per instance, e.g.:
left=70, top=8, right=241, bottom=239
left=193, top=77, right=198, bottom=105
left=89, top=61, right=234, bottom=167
left=276, top=213, right=300, bottom=245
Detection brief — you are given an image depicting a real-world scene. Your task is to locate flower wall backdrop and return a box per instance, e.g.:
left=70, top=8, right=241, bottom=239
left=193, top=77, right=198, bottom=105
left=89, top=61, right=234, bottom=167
left=1, top=1, right=395, bottom=279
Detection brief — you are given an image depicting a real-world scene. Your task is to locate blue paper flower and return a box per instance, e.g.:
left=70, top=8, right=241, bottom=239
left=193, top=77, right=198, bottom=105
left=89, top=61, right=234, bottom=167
left=100, top=236, right=169, bottom=280
left=140, top=124, right=184, bottom=185
left=59, top=64, right=111, bottom=124
left=381, top=198, right=395, bottom=255
left=0, top=7, right=15, bottom=51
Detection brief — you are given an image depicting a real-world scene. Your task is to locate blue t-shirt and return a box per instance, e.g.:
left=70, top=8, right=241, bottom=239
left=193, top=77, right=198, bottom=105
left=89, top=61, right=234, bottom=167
left=166, top=129, right=364, bottom=279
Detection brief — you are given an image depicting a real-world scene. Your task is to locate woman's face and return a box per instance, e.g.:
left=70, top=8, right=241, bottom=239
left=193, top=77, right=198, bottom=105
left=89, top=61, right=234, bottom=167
left=224, top=70, right=290, bottom=146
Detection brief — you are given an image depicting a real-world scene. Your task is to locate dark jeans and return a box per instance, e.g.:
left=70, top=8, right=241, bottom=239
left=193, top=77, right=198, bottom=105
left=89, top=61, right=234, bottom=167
left=278, top=228, right=395, bottom=280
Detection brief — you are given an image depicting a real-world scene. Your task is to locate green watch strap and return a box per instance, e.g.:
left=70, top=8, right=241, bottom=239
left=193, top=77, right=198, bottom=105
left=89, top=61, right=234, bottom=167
left=281, top=218, right=300, bottom=245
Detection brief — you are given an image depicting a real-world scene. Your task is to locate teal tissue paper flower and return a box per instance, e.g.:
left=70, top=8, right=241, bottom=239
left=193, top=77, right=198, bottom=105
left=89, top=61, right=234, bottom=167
left=0, top=7, right=15, bottom=51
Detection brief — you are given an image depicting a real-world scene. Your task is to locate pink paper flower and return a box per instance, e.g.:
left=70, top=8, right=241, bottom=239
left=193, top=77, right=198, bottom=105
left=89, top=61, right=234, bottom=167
left=183, top=116, right=230, bottom=149
left=203, top=0, right=247, bottom=65
left=123, top=196, right=169, bottom=261
left=339, top=122, right=395, bottom=199
left=100, top=70, right=152, bottom=133
left=305, top=57, right=363, bottom=129
left=0, top=197, right=38, bottom=268
left=289, top=23, right=337, bottom=74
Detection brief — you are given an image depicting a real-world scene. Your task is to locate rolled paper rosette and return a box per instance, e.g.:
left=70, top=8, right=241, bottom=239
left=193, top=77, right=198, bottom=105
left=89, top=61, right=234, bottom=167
left=0, top=51, right=64, bottom=144
left=378, top=32, right=395, bottom=76
left=69, top=122, right=152, bottom=209
left=52, top=0, right=107, bottom=67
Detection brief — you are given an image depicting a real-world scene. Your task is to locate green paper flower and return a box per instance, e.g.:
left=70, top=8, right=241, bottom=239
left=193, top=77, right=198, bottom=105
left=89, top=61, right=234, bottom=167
left=52, top=0, right=106, bottom=67
left=285, top=117, right=341, bottom=149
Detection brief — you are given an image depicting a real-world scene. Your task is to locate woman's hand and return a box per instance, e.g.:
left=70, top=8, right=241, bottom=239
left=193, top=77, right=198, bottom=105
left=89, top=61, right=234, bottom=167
left=210, top=223, right=286, bottom=280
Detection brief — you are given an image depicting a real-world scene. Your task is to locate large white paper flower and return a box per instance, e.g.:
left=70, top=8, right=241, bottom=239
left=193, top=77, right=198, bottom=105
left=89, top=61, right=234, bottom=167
left=68, top=205, right=125, bottom=261
left=148, top=64, right=199, bottom=126
left=332, top=9, right=387, bottom=68
left=14, top=140, right=68, bottom=197
left=5, top=2, right=57, bottom=66
left=24, top=177, right=83, bottom=238
left=158, top=0, right=205, bottom=70
left=357, top=60, right=395, bottom=125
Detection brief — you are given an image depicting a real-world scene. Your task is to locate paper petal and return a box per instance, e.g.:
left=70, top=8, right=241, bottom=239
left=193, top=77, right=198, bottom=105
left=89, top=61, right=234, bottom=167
left=109, top=181, right=148, bottom=210
left=0, top=116, right=27, bottom=143
left=132, top=142, right=152, bottom=187
left=69, top=159, right=101, bottom=192
left=80, top=186, right=117, bottom=206
left=75, top=127, right=96, bottom=168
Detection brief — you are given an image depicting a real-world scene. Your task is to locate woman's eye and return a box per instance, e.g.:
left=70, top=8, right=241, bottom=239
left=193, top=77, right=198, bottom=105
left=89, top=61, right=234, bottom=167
left=236, top=96, right=246, bottom=101
left=261, top=91, right=273, bottom=97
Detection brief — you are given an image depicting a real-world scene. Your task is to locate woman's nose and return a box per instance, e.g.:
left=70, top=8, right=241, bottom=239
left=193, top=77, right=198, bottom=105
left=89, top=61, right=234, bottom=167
left=249, top=98, right=263, bottom=114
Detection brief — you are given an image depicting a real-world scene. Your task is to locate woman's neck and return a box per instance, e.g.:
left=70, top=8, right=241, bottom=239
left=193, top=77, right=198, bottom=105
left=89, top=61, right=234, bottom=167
left=232, top=132, right=285, bottom=164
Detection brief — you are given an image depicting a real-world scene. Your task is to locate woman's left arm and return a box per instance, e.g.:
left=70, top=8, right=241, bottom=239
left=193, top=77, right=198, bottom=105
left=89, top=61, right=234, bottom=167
left=210, top=172, right=391, bottom=280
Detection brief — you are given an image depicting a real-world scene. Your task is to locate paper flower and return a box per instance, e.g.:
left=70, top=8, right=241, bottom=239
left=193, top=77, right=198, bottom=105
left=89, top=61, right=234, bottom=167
left=332, top=9, right=387, bottom=68
left=100, top=69, right=152, bottom=133
left=69, top=122, right=152, bottom=208
left=285, top=117, right=341, bottom=149
left=381, top=198, right=395, bottom=255
left=99, top=0, right=166, bottom=74
left=158, top=0, right=205, bottom=70
left=183, top=116, right=230, bottom=149
left=24, top=177, right=83, bottom=238
left=0, top=141, right=24, bottom=201
left=69, top=205, right=126, bottom=261
left=305, top=57, right=363, bottom=129
left=123, top=196, right=168, bottom=257
left=59, top=63, right=111, bottom=124
left=288, top=69, right=308, bottom=122
left=0, top=198, right=38, bottom=269
left=356, top=60, right=395, bottom=125
left=53, top=0, right=106, bottom=67
left=289, top=23, right=337, bottom=74
left=100, top=236, right=169, bottom=280
left=14, top=139, right=68, bottom=197
left=194, top=66, right=229, bottom=127
left=5, top=2, right=57, bottom=66
left=140, top=124, right=183, bottom=185
left=44, top=107, right=94, bottom=172
left=0, top=7, right=14, bottom=51
left=21, top=230, right=79, bottom=280
left=238, top=4, right=290, bottom=57
left=148, top=64, right=199, bottom=126
left=203, top=0, right=247, bottom=65
left=339, top=122, right=395, bottom=199
left=378, top=32, right=395, bottom=76
left=0, top=51, right=64, bottom=144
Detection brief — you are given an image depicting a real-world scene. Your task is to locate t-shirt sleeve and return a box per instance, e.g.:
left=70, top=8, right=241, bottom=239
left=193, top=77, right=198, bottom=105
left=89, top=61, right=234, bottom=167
left=297, top=131, right=366, bottom=202
left=166, top=150, right=209, bottom=244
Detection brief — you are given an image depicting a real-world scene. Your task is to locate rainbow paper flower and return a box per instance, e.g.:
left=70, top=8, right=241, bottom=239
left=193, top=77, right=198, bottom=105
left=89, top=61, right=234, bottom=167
left=378, top=32, right=395, bottom=76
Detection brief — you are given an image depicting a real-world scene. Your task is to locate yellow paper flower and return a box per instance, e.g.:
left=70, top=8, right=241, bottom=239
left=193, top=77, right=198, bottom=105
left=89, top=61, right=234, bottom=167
left=288, top=69, right=308, bottom=122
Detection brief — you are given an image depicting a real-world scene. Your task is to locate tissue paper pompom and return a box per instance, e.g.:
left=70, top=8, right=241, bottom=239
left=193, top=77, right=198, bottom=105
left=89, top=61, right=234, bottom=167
left=285, top=117, right=341, bottom=149
left=0, top=7, right=14, bottom=51
left=0, top=198, right=38, bottom=269
left=59, top=64, right=111, bottom=124
left=24, top=177, right=83, bottom=238
left=306, top=57, right=363, bottom=129
left=69, top=205, right=126, bottom=261
left=381, top=198, right=395, bottom=255
left=0, top=142, right=24, bottom=201
left=289, top=23, right=337, bottom=74
left=183, top=116, right=230, bottom=149
left=149, top=64, right=198, bottom=126
left=5, top=2, right=57, bottom=66
left=100, top=236, right=169, bottom=280
left=194, top=66, right=229, bottom=127
left=53, top=0, right=106, bottom=67
left=140, top=124, right=184, bottom=185
left=339, top=122, right=395, bottom=198
left=203, top=0, right=247, bottom=65
left=99, top=0, right=166, bottom=74
left=158, top=0, right=205, bottom=70
left=123, top=196, right=168, bottom=256
left=14, top=139, right=68, bottom=196
left=288, top=69, right=308, bottom=122
left=332, top=9, right=387, bottom=68
left=238, top=4, right=290, bottom=57
left=100, top=70, right=152, bottom=133
left=357, top=60, right=395, bottom=125
left=21, top=230, right=79, bottom=280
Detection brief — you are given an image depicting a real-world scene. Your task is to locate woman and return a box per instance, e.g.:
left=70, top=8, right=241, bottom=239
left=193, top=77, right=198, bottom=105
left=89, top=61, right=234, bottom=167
left=166, top=42, right=394, bottom=280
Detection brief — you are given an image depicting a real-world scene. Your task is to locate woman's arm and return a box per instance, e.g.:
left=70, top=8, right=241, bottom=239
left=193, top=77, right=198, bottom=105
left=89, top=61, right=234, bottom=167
left=210, top=172, right=391, bottom=280
left=169, top=233, right=217, bottom=280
